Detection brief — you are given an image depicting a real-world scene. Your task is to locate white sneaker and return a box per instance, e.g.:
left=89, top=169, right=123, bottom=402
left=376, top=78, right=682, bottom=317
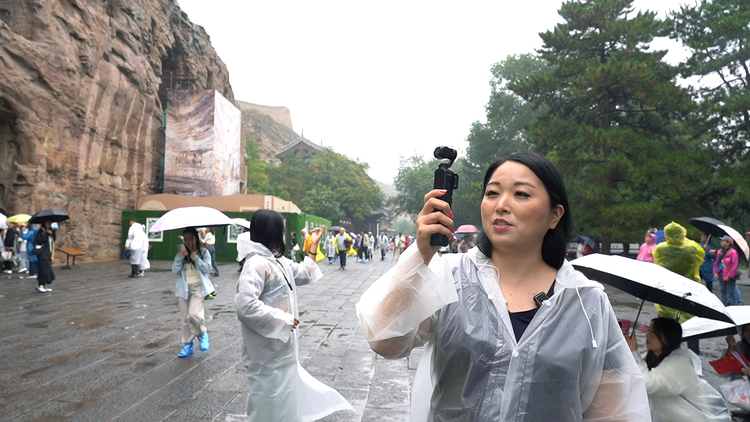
left=3, top=270, right=11, bottom=274
left=19, top=268, right=28, bottom=273
left=28, top=274, right=37, bottom=278
left=45, top=285, right=52, bottom=292
left=36, top=285, right=47, bottom=293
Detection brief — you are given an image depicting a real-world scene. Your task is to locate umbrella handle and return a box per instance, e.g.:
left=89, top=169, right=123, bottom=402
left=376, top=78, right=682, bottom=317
left=632, top=297, right=646, bottom=338
left=674, top=292, right=692, bottom=322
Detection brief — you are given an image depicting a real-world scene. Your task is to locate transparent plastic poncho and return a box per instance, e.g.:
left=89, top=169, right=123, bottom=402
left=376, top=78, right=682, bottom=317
left=356, top=245, right=651, bottom=421
left=234, top=239, right=352, bottom=421
left=633, top=347, right=731, bottom=421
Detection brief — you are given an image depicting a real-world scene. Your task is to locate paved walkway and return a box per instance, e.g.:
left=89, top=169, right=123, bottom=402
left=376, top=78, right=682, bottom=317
left=1, top=253, right=747, bottom=421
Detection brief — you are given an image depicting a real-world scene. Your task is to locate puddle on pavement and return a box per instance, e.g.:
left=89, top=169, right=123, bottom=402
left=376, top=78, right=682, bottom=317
left=68, top=315, right=114, bottom=330
left=135, top=361, right=159, bottom=371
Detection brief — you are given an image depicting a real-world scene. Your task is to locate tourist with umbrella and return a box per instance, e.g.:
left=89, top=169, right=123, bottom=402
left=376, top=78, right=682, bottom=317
left=148, top=206, right=232, bottom=357
left=714, top=236, right=741, bottom=306
left=625, top=317, right=731, bottom=421
left=2, top=221, right=18, bottom=274
left=28, top=209, right=69, bottom=293
left=172, top=227, right=215, bottom=357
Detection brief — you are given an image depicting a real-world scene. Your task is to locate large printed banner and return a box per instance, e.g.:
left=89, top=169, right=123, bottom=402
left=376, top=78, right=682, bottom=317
left=164, top=90, right=241, bottom=196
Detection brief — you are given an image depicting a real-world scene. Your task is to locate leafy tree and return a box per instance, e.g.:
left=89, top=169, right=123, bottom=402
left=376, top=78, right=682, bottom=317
left=670, top=0, right=750, bottom=223
left=388, top=154, right=438, bottom=218
left=246, top=136, right=270, bottom=194
left=512, top=0, right=706, bottom=251
left=456, top=54, right=552, bottom=228
left=306, top=149, right=384, bottom=221
left=266, top=152, right=306, bottom=205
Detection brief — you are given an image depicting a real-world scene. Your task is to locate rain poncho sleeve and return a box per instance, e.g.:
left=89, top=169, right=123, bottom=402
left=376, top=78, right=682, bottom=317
left=235, top=256, right=322, bottom=342
left=356, top=244, right=458, bottom=356
left=633, top=348, right=731, bottom=421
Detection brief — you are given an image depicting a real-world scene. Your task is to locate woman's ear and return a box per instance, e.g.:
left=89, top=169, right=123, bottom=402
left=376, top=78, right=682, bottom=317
left=549, top=204, right=564, bottom=230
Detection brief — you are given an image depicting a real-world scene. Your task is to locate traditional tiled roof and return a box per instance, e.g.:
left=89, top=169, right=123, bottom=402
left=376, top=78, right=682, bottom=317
left=274, top=134, right=323, bottom=158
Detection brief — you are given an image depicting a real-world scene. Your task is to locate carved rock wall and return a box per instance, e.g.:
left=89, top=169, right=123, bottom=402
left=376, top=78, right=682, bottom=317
left=0, top=0, right=235, bottom=261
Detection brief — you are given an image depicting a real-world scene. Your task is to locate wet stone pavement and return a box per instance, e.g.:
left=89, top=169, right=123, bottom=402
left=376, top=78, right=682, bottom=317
left=1, top=253, right=748, bottom=421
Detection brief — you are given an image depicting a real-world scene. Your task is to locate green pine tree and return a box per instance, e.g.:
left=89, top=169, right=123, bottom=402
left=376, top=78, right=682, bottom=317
left=512, top=0, right=706, bottom=251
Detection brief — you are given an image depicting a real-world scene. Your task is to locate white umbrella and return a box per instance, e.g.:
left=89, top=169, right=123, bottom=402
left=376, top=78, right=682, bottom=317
left=148, top=206, right=233, bottom=232
left=682, top=306, right=750, bottom=341
left=0, top=213, right=6, bottom=229
left=571, top=254, right=734, bottom=327
left=231, top=218, right=251, bottom=229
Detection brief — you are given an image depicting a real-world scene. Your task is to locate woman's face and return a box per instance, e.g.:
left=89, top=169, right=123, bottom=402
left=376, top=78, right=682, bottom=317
left=183, top=231, right=198, bottom=250
left=721, top=239, right=731, bottom=249
left=645, top=234, right=654, bottom=244
left=645, top=323, right=666, bottom=355
left=480, top=161, right=563, bottom=254
left=741, top=325, right=750, bottom=341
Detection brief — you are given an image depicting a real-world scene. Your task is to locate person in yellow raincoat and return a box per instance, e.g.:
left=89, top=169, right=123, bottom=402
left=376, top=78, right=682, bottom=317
left=652, top=221, right=705, bottom=354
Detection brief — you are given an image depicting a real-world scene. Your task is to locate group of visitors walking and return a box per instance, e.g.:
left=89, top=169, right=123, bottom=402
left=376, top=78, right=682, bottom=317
left=2, top=220, right=55, bottom=293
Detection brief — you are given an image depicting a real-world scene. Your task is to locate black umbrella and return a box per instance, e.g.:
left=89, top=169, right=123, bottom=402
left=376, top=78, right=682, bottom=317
left=689, top=216, right=749, bottom=263
left=29, top=209, right=70, bottom=224
left=576, top=235, right=598, bottom=252
left=571, top=254, right=734, bottom=328
left=329, top=226, right=344, bottom=233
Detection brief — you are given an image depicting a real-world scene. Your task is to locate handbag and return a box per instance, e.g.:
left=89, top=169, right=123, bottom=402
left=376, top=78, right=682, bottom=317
left=1, top=251, right=12, bottom=261
left=721, top=376, right=750, bottom=411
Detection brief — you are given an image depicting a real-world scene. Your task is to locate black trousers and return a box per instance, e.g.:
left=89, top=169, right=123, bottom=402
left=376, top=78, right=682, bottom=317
left=37, top=259, right=55, bottom=286
left=338, top=250, right=347, bottom=268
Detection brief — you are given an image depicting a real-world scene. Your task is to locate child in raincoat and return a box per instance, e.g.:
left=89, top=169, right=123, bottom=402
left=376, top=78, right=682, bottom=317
left=627, top=317, right=731, bottom=421
left=234, top=210, right=351, bottom=421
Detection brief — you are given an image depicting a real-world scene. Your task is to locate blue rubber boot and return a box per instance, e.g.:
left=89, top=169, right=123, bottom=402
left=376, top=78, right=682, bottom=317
left=178, top=342, right=194, bottom=358
left=198, top=332, right=209, bottom=352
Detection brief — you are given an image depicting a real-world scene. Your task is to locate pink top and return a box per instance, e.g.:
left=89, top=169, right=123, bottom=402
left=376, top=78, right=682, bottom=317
left=636, top=239, right=657, bottom=263
left=714, top=247, right=739, bottom=281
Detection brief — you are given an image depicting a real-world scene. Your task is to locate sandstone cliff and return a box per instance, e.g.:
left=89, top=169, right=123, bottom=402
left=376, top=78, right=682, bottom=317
left=0, top=0, right=235, bottom=261
left=236, top=101, right=293, bottom=130
left=240, top=105, right=300, bottom=163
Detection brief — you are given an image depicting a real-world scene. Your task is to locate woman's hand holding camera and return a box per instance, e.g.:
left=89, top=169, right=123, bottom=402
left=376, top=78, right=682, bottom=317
left=416, top=189, right=455, bottom=265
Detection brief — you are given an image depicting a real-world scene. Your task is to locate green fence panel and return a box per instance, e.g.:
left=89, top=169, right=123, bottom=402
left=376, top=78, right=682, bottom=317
left=121, top=210, right=330, bottom=262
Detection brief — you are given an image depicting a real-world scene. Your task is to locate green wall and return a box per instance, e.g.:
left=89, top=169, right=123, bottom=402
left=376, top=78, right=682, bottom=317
left=121, top=210, right=331, bottom=262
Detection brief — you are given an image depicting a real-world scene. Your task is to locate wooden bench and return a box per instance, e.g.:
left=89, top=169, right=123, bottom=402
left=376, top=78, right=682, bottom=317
left=57, top=247, right=85, bottom=269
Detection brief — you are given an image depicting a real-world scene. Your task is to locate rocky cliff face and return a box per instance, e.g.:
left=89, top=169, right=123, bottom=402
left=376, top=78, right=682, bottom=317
left=0, top=0, right=234, bottom=261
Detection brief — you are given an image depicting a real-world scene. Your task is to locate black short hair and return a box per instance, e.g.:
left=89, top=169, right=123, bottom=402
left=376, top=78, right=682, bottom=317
left=476, top=151, right=572, bottom=269
left=250, top=210, right=286, bottom=258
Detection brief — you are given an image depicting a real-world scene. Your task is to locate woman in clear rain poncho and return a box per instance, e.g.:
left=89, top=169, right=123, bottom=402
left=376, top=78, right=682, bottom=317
left=234, top=210, right=352, bottom=422
left=626, top=317, right=731, bottom=421
left=356, top=152, right=651, bottom=421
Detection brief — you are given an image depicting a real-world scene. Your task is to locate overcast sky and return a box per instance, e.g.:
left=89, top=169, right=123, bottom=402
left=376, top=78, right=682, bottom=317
left=177, top=0, right=692, bottom=184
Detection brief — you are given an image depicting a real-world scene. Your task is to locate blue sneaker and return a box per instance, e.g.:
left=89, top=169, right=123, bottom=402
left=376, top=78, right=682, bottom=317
left=178, top=342, right=194, bottom=358
left=198, top=332, right=209, bottom=352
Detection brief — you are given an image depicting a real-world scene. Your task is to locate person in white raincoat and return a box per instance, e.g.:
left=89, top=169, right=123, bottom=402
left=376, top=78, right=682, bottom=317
left=235, top=210, right=352, bottom=422
left=627, top=317, right=731, bottom=421
left=125, top=218, right=148, bottom=277
left=356, top=152, right=651, bottom=421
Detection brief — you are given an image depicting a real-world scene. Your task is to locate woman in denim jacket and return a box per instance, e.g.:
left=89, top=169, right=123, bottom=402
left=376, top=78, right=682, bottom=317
left=172, top=227, right=216, bottom=358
